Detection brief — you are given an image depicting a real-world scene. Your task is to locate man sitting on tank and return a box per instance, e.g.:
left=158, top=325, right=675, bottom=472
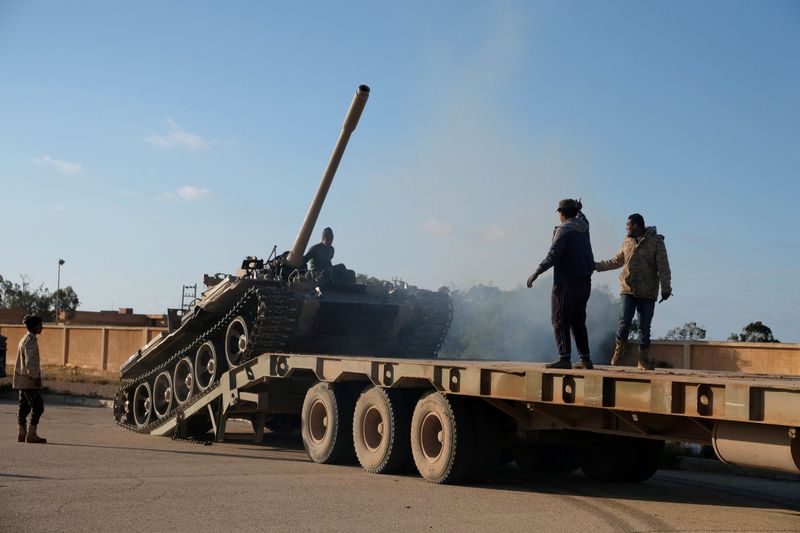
left=303, top=227, right=356, bottom=284
left=304, top=227, right=335, bottom=272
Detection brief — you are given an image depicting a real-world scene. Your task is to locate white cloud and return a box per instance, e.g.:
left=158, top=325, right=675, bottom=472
left=417, top=217, right=454, bottom=237
left=32, top=154, right=83, bottom=174
left=144, top=118, right=209, bottom=150
left=474, top=225, right=508, bottom=241
left=159, top=185, right=213, bottom=202
left=177, top=185, right=212, bottom=201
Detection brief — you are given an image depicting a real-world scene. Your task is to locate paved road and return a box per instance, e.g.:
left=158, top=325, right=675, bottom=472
left=2, top=400, right=798, bottom=532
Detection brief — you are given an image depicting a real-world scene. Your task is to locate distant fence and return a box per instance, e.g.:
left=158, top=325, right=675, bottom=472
left=2, top=322, right=799, bottom=375
left=1, top=324, right=166, bottom=372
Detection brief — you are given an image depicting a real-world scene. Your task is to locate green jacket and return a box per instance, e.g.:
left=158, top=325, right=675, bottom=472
left=595, top=226, right=672, bottom=300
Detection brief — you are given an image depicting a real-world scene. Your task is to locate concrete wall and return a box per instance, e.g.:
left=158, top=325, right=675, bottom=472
left=2, top=322, right=799, bottom=375
left=1, top=324, right=166, bottom=371
left=638, top=340, right=800, bottom=375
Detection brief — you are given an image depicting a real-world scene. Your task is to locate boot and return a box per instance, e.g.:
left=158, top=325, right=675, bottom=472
left=25, top=424, right=47, bottom=444
left=18, top=424, right=27, bottom=443
left=573, top=357, right=594, bottom=370
left=609, top=339, right=625, bottom=366
left=637, top=346, right=654, bottom=371
left=545, top=356, right=572, bottom=369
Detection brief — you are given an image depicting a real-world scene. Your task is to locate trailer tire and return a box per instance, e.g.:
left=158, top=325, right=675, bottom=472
left=626, top=439, right=664, bottom=482
left=301, top=383, right=356, bottom=464
left=410, top=392, right=475, bottom=484
left=353, top=386, right=412, bottom=474
left=579, top=435, right=640, bottom=482
left=468, top=400, right=501, bottom=482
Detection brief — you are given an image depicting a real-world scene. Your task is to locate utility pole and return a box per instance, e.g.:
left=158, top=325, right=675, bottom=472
left=56, top=259, right=65, bottom=323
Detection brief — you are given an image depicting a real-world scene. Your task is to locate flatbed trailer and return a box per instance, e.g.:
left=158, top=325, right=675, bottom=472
left=129, top=351, right=800, bottom=484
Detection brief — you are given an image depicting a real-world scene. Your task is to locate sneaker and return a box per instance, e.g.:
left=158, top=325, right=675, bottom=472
left=573, top=358, right=594, bottom=370
left=545, top=357, right=572, bottom=369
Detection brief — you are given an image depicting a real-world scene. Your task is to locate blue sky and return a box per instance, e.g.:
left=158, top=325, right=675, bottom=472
left=1, top=1, right=798, bottom=342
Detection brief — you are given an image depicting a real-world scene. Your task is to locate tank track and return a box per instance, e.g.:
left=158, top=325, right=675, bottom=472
left=402, top=290, right=453, bottom=358
left=113, top=284, right=295, bottom=435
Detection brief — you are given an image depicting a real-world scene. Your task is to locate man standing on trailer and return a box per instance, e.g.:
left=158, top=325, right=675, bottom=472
left=527, top=199, right=595, bottom=369
left=595, top=213, right=672, bottom=370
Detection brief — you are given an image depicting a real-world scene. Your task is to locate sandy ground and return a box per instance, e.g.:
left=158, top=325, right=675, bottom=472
left=2, top=400, right=799, bottom=533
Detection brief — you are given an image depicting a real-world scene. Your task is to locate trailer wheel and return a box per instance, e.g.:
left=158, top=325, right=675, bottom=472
left=410, top=392, right=475, bottom=484
left=579, top=435, right=640, bottom=482
left=301, top=383, right=356, bottom=464
left=468, top=400, right=501, bottom=482
left=353, top=386, right=412, bottom=474
left=513, top=442, right=579, bottom=474
left=626, top=439, right=664, bottom=482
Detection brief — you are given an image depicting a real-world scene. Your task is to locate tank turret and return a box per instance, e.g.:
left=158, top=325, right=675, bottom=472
left=114, top=85, right=452, bottom=433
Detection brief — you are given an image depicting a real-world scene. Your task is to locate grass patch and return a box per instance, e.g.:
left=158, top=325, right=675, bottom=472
left=42, top=365, right=120, bottom=385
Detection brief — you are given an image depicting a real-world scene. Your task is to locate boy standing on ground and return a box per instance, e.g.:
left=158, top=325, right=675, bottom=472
left=14, top=315, right=47, bottom=443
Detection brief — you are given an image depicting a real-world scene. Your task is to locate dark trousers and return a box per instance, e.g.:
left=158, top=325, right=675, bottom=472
left=551, top=277, right=591, bottom=357
left=616, top=294, right=656, bottom=348
left=18, top=390, right=44, bottom=426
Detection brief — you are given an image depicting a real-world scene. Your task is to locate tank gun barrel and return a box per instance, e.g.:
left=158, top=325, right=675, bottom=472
left=286, top=84, right=370, bottom=268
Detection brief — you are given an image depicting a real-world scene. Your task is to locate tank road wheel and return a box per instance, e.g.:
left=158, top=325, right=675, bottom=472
left=152, top=371, right=174, bottom=419
left=173, top=358, right=195, bottom=406
left=132, top=382, right=153, bottom=429
left=353, top=386, right=412, bottom=474
left=301, top=383, right=356, bottom=464
left=410, top=392, right=476, bottom=484
left=113, top=389, right=130, bottom=424
left=195, top=341, right=220, bottom=391
left=225, top=316, right=252, bottom=368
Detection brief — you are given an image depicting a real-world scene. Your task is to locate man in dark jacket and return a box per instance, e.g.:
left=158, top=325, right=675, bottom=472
left=527, top=199, right=595, bottom=369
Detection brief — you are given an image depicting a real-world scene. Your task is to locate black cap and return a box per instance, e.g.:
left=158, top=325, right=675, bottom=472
left=557, top=199, right=578, bottom=212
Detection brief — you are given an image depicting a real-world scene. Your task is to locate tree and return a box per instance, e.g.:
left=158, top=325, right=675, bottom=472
left=0, top=274, right=80, bottom=322
left=54, top=286, right=80, bottom=320
left=664, top=321, right=707, bottom=341
left=727, top=321, right=779, bottom=343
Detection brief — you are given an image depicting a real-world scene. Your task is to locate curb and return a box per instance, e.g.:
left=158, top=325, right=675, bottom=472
left=0, top=391, right=113, bottom=408
left=671, top=456, right=800, bottom=482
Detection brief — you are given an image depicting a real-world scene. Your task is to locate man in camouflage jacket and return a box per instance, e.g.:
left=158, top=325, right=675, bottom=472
left=595, top=213, right=671, bottom=369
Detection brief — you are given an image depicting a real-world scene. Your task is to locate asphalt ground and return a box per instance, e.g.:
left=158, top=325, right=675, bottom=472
left=1, top=400, right=799, bottom=532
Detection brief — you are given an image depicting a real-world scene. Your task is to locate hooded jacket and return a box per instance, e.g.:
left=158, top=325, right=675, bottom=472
left=13, top=331, right=42, bottom=390
left=535, top=213, right=595, bottom=284
left=595, top=226, right=671, bottom=300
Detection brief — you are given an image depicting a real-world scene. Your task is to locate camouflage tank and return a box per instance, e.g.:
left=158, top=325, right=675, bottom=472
left=113, top=85, right=452, bottom=431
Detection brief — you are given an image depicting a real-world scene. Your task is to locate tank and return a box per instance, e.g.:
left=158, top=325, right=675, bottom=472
left=113, top=85, right=452, bottom=431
